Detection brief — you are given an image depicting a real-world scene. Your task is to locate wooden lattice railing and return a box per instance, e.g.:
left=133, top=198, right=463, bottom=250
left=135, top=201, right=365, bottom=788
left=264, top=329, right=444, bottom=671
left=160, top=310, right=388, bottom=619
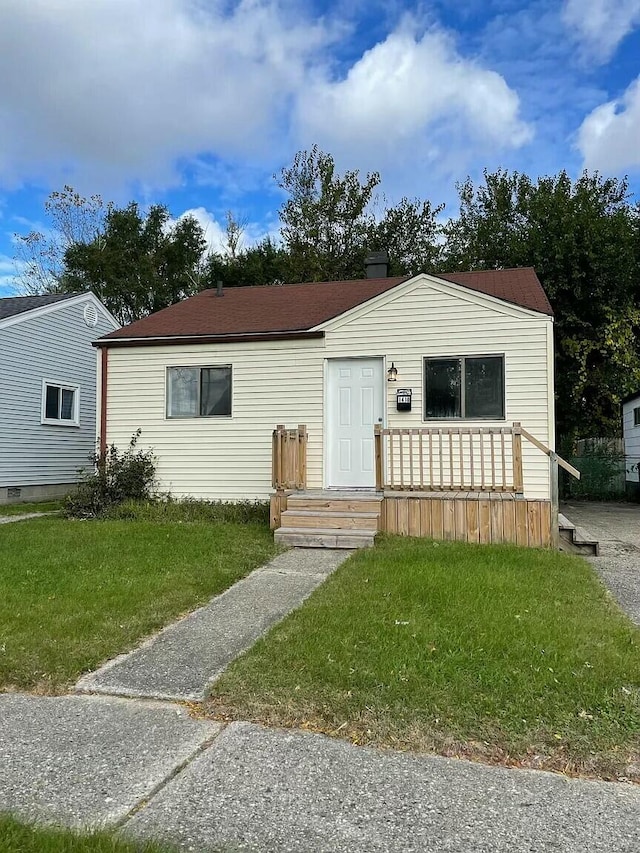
left=272, top=424, right=308, bottom=491
left=374, top=423, right=524, bottom=492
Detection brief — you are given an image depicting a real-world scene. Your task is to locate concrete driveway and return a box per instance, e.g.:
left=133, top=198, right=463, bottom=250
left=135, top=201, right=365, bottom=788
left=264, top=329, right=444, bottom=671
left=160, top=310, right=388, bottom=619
left=561, top=501, right=640, bottom=625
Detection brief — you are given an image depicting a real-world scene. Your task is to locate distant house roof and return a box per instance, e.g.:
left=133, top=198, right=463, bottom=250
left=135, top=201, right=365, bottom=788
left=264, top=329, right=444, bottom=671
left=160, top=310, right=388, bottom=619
left=621, top=391, right=640, bottom=406
left=99, top=267, right=552, bottom=345
left=0, top=293, right=77, bottom=321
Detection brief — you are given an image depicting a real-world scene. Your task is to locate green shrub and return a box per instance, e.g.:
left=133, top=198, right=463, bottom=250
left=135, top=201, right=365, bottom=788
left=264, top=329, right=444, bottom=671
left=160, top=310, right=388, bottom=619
left=65, top=430, right=157, bottom=518
left=105, top=495, right=270, bottom=525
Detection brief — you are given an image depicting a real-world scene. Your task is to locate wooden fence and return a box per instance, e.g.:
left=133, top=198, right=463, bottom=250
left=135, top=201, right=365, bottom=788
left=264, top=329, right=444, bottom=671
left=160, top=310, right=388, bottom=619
left=272, top=424, right=308, bottom=491
left=374, top=423, right=523, bottom=492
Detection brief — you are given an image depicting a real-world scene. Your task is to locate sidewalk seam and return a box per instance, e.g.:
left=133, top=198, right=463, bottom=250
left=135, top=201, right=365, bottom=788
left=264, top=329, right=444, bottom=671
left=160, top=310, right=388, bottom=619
left=113, top=723, right=228, bottom=830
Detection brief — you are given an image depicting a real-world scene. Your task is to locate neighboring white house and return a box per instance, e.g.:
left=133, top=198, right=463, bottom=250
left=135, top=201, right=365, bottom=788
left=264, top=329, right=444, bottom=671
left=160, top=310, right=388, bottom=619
left=622, top=391, right=640, bottom=501
left=95, top=267, right=556, bottom=507
left=0, top=293, right=119, bottom=504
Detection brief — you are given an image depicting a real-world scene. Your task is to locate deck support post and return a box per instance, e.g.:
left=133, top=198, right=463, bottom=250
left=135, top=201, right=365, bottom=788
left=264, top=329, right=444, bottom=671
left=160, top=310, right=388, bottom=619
left=549, top=451, right=560, bottom=549
left=374, top=423, right=383, bottom=492
left=512, top=422, right=524, bottom=496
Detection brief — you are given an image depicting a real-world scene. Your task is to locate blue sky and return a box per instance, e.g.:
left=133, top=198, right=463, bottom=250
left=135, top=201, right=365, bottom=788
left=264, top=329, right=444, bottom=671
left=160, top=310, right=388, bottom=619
left=1, top=0, right=639, bottom=294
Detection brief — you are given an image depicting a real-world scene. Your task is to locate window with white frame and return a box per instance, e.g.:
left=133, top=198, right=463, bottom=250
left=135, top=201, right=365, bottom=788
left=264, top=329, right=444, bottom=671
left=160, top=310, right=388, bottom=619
left=634, top=406, right=640, bottom=427
left=167, top=366, right=232, bottom=418
left=41, top=381, right=80, bottom=426
left=424, top=355, right=505, bottom=420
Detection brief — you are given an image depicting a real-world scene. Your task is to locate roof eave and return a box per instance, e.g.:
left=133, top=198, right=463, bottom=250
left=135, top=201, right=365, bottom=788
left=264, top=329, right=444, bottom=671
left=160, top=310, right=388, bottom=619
left=94, top=329, right=325, bottom=348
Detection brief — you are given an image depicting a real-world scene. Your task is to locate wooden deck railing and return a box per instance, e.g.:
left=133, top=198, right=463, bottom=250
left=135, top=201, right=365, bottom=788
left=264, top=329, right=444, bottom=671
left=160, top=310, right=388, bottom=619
left=374, top=423, right=524, bottom=493
left=272, top=424, right=308, bottom=491
left=519, top=425, right=580, bottom=548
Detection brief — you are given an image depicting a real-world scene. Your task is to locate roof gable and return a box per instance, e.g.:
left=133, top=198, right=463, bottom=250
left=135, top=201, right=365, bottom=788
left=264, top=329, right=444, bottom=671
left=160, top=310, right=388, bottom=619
left=99, top=267, right=552, bottom=344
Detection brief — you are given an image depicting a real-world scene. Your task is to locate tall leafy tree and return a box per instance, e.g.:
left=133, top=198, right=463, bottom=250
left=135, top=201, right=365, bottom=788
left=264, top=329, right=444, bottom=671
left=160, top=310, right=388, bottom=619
left=277, top=146, right=443, bottom=281
left=444, top=170, right=640, bottom=438
left=61, top=203, right=207, bottom=325
left=369, top=196, right=444, bottom=276
left=205, top=237, right=290, bottom=288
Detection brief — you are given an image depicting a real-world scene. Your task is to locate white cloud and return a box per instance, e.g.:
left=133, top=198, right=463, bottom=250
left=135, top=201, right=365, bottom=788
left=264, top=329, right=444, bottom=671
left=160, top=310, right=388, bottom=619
left=175, top=207, right=272, bottom=254
left=176, top=208, right=228, bottom=254
left=562, top=0, right=640, bottom=62
left=577, top=76, right=640, bottom=173
left=295, top=25, right=532, bottom=183
left=0, top=0, right=334, bottom=189
left=0, top=2, right=530, bottom=198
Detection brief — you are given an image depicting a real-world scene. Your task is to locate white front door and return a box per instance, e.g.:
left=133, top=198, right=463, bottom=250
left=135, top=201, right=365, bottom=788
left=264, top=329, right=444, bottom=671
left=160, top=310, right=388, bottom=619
left=326, top=358, right=384, bottom=488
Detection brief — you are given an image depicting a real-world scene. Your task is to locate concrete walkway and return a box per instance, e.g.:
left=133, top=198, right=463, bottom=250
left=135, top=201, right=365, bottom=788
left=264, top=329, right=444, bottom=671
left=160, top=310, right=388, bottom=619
left=2, top=540, right=640, bottom=850
left=0, top=511, right=58, bottom=524
left=1, top=696, right=639, bottom=852
left=76, top=549, right=349, bottom=701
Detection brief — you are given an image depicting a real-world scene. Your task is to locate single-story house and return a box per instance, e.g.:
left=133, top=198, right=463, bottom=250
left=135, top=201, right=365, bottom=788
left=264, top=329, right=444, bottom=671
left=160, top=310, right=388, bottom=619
left=96, top=261, right=563, bottom=548
left=622, top=391, right=640, bottom=501
left=0, top=292, right=119, bottom=504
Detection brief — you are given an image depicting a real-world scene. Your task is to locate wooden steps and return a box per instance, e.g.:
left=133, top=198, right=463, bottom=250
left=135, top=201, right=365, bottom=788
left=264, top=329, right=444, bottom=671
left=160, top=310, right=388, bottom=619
left=274, top=493, right=383, bottom=549
left=558, top=513, right=600, bottom=556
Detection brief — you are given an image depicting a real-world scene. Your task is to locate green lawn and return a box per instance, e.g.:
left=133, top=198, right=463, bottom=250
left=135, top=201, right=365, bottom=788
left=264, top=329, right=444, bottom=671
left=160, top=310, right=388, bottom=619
left=0, top=816, right=173, bottom=853
left=0, top=500, right=62, bottom=516
left=0, top=517, right=278, bottom=692
left=208, top=535, right=640, bottom=780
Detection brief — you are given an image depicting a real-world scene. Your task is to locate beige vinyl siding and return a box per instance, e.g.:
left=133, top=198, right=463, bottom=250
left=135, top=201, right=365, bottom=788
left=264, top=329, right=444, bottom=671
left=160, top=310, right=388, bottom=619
left=320, top=276, right=553, bottom=499
left=105, top=337, right=327, bottom=500
left=105, top=275, right=554, bottom=501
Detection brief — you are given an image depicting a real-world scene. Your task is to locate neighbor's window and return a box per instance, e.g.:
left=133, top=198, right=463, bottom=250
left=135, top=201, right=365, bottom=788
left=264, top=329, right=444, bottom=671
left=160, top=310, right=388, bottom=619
left=424, top=356, right=505, bottom=420
left=41, top=381, right=80, bottom=426
left=634, top=406, right=640, bottom=427
left=167, top=366, right=232, bottom=418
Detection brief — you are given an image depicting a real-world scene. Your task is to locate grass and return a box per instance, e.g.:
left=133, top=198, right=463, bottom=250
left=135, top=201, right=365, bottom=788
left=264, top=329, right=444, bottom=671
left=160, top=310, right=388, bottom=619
left=0, top=816, right=173, bottom=853
left=208, top=535, right=640, bottom=780
left=0, top=500, right=62, bottom=516
left=0, top=516, right=278, bottom=692
left=104, top=496, right=270, bottom=525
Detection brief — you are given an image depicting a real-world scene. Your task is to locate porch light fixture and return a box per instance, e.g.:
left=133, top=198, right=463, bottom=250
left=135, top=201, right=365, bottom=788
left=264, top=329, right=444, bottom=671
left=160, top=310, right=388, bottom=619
left=387, top=362, right=398, bottom=381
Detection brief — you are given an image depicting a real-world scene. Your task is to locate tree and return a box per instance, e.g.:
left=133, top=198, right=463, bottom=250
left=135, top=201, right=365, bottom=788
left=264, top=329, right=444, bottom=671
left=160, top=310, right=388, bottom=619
left=277, top=146, right=443, bottom=281
left=15, top=186, right=109, bottom=293
left=369, top=196, right=444, bottom=276
left=277, top=146, right=380, bottom=281
left=443, top=170, right=640, bottom=438
left=61, top=203, right=207, bottom=325
left=204, top=237, right=290, bottom=289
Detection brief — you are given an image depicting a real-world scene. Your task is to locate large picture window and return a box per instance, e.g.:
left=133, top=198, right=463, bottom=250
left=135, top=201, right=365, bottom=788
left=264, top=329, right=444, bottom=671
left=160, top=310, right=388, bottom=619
left=167, top=366, right=232, bottom=418
left=424, top=356, right=504, bottom=420
left=41, top=381, right=80, bottom=426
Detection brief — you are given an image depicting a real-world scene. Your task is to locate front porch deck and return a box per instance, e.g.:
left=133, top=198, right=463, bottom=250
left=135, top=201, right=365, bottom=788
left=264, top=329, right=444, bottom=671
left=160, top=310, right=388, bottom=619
left=270, top=423, right=580, bottom=550
left=271, top=489, right=553, bottom=549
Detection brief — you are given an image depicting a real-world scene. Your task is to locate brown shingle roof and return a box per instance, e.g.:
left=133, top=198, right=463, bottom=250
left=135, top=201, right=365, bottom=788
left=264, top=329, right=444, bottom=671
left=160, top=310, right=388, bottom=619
left=436, top=268, right=553, bottom=316
left=100, top=267, right=552, bottom=344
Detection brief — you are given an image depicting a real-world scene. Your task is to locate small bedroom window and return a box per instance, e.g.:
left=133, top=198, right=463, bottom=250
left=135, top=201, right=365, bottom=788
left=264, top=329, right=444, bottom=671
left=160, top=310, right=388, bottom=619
left=424, top=355, right=505, bottom=420
left=167, top=366, right=232, bottom=418
left=41, top=381, right=80, bottom=426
